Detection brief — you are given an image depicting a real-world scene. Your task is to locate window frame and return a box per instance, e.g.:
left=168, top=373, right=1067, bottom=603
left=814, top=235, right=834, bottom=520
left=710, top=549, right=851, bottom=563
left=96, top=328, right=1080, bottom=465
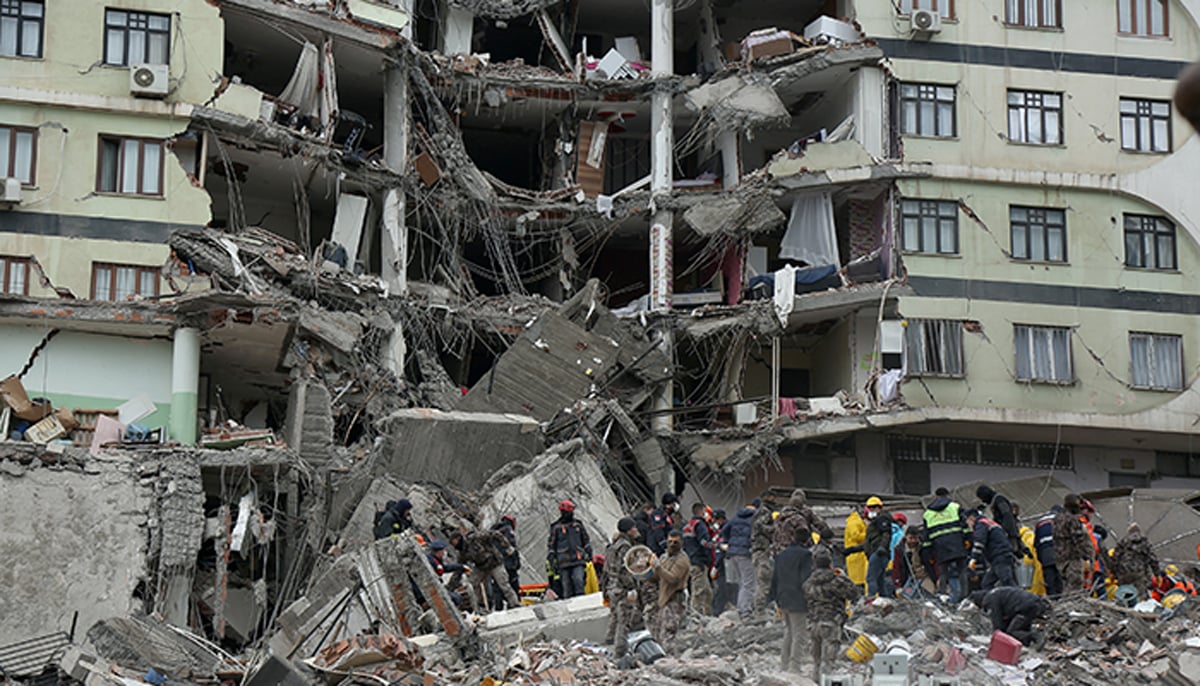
left=95, top=134, right=164, bottom=196
left=898, top=82, right=957, bottom=139
left=90, top=262, right=160, bottom=301
left=102, top=8, right=171, bottom=67
left=0, top=124, right=37, bottom=186
left=1007, top=89, right=1064, bottom=145
left=1014, top=324, right=1074, bottom=384
left=1010, top=205, right=1068, bottom=263
left=904, top=318, right=965, bottom=378
left=898, top=0, right=955, bottom=19
left=1129, top=332, right=1184, bottom=391
left=1123, top=213, right=1177, bottom=271
left=0, top=255, right=30, bottom=295
left=1005, top=0, right=1062, bottom=28
left=0, top=0, right=44, bottom=59
left=1119, top=97, right=1172, bottom=153
left=1118, top=0, right=1168, bottom=38
left=900, top=199, right=959, bottom=255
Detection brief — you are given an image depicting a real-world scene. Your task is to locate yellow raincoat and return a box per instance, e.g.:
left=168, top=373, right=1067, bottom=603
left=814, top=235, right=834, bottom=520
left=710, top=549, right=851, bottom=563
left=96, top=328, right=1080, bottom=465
left=844, top=510, right=868, bottom=588
left=1020, top=526, right=1046, bottom=596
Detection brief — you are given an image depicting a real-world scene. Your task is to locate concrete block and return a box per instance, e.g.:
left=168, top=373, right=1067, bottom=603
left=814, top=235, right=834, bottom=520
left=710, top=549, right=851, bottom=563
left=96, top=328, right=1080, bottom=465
left=482, top=606, right=539, bottom=630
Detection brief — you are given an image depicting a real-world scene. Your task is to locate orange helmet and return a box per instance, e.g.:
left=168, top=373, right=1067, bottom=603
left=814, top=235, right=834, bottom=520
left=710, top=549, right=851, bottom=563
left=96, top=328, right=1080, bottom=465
left=559, top=500, right=576, bottom=512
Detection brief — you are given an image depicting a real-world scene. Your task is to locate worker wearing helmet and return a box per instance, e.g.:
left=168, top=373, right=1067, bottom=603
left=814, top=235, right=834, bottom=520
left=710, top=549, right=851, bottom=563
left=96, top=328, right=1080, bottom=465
left=547, top=499, right=593, bottom=599
left=862, top=496, right=896, bottom=597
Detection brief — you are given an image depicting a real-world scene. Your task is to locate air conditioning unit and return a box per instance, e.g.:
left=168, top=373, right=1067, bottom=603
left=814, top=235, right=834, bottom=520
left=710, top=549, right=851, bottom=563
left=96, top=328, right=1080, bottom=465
left=0, top=177, right=21, bottom=205
left=129, top=63, right=169, bottom=97
left=911, top=9, right=943, bottom=35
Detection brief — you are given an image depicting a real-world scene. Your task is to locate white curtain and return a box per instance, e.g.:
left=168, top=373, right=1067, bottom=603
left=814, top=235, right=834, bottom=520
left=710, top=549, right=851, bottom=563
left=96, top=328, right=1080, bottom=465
left=780, top=191, right=839, bottom=267
left=278, top=42, right=321, bottom=120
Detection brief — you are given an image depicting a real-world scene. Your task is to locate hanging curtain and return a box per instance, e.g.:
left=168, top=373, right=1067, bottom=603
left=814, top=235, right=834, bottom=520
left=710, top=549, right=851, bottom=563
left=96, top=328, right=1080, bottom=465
left=780, top=191, right=839, bottom=267
left=278, top=41, right=321, bottom=120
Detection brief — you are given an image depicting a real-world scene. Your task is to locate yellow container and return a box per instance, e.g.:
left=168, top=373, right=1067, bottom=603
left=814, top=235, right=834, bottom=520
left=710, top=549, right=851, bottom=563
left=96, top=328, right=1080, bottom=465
left=846, top=633, right=879, bottom=663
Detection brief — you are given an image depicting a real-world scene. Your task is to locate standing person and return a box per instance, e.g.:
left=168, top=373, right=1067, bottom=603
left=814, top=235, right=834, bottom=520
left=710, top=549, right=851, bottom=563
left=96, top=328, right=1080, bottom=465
left=750, top=496, right=775, bottom=616
left=710, top=509, right=733, bottom=615
left=547, top=499, right=593, bottom=599
left=720, top=503, right=757, bottom=620
left=1019, top=520, right=1044, bottom=595
left=1053, top=494, right=1093, bottom=594
left=769, top=526, right=815, bottom=674
left=803, top=548, right=863, bottom=683
left=863, top=496, right=895, bottom=598
left=773, top=489, right=835, bottom=552
left=966, top=508, right=1018, bottom=589
left=455, top=528, right=521, bottom=613
left=491, top=514, right=521, bottom=605
left=1112, top=523, right=1158, bottom=599
left=603, top=517, right=640, bottom=658
left=976, top=484, right=1026, bottom=556
left=923, top=487, right=968, bottom=603
left=633, top=502, right=654, bottom=546
left=1034, top=506, right=1063, bottom=597
left=843, top=506, right=868, bottom=590
left=654, top=530, right=691, bottom=647
left=682, top=502, right=715, bottom=615
left=646, top=493, right=679, bottom=554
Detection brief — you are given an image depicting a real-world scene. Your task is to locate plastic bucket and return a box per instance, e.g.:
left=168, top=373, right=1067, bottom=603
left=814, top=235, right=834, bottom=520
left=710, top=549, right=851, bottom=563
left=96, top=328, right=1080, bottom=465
left=1016, top=563, right=1034, bottom=589
left=1114, top=584, right=1138, bottom=607
left=625, top=545, right=656, bottom=582
left=627, top=629, right=665, bottom=664
left=846, top=633, right=879, bottom=663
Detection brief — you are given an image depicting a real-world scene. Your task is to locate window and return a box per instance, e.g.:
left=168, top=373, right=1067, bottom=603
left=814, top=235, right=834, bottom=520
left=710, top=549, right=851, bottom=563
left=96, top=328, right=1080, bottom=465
left=0, top=0, right=41, bottom=57
left=1008, top=90, right=1063, bottom=145
left=1118, top=0, right=1167, bottom=37
left=1130, top=332, right=1183, bottom=390
left=0, top=124, right=35, bottom=185
left=905, top=319, right=965, bottom=377
left=97, top=135, right=162, bottom=196
left=1120, top=98, right=1171, bottom=153
left=900, top=199, right=958, bottom=254
left=91, top=263, right=159, bottom=301
left=1010, top=206, right=1067, bottom=262
left=1014, top=324, right=1072, bottom=383
left=899, top=83, right=956, bottom=138
left=899, top=0, right=954, bottom=19
left=888, top=435, right=1073, bottom=469
left=0, top=255, right=29, bottom=294
left=1006, top=0, right=1061, bottom=28
left=1124, top=214, right=1176, bottom=270
left=104, top=9, right=169, bottom=66
left=1156, top=451, right=1200, bottom=478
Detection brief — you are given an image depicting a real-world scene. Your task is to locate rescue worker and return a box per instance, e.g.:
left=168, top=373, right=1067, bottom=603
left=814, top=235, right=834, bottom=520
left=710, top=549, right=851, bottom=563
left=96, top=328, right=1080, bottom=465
left=710, top=509, right=733, bottom=615
left=1079, top=500, right=1107, bottom=595
left=491, top=514, right=521, bottom=605
left=976, top=484, right=1027, bottom=556
left=1052, top=494, right=1094, bottom=594
left=632, top=502, right=654, bottom=546
left=427, top=540, right=465, bottom=607
left=646, top=493, right=679, bottom=554
left=1151, top=564, right=1197, bottom=601
left=603, top=517, right=640, bottom=658
left=843, top=504, right=868, bottom=590
left=750, top=496, right=775, bottom=616
left=719, top=502, right=757, bottom=620
left=1112, top=523, right=1158, bottom=599
left=803, top=547, right=862, bottom=683
left=769, top=525, right=814, bottom=674
left=654, top=530, right=691, bottom=647
left=773, top=488, right=835, bottom=553
left=894, top=525, right=937, bottom=599
left=923, top=486, right=968, bottom=603
left=455, top=528, right=521, bottom=613
left=862, top=496, right=895, bottom=598
left=373, top=498, right=414, bottom=540
left=970, top=587, right=1052, bottom=646
left=1034, top=506, right=1063, bottom=597
left=682, top=502, right=715, bottom=615
left=1019, top=520, right=1045, bottom=595
left=547, top=499, right=593, bottom=599
left=966, top=508, right=1018, bottom=589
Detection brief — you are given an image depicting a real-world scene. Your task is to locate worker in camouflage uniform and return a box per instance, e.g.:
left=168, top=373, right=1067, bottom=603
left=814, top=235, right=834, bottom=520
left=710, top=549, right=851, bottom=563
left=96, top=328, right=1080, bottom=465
left=451, top=529, right=521, bottom=613
left=604, top=517, right=641, bottom=657
left=1052, top=493, right=1094, bottom=594
left=655, top=530, right=691, bottom=647
left=1112, top=522, right=1159, bottom=599
left=803, top=547, right=862, bottom=683
left=772, top=488, right=835, bottom=552
left=750, top=497, right=775, bottom=616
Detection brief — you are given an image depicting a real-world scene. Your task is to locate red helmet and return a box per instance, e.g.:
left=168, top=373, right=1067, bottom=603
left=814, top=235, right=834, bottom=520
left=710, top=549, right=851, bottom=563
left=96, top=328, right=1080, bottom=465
left=501, top=514, right=516, bottom=527
left=559, top=500, right=576, bottom=512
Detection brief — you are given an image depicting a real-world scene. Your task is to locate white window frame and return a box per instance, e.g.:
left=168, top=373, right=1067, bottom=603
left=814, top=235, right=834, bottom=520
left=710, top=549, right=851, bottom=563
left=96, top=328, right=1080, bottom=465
left=904, top=319, right=965, bottom=378
left=1008, top=90, right=1063, bottom=145
left=1130, top=332, right=1183, bottom=391
left=1014, top=324, right=1073, bottom=384
left=1120, top=98, right=1172, bottom=153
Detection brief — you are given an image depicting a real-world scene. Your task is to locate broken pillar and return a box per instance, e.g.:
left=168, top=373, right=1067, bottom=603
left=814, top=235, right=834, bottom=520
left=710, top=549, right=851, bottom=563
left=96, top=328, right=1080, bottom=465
left=284, top=377, right=334, bottom=468
left=169, top=327, right=200, bottom=445
left=650, top=0, right=675, bottom=442
left=382, top=63, right=408, bottom=295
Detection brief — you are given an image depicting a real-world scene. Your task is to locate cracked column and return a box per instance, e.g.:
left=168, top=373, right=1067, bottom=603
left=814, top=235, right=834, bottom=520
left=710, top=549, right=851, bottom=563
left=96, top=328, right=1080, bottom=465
left=382, top=62, right=409, bottom=295
left=650, top=0, right=675, bottom=447
left=169, top=327, right=200, bottom=445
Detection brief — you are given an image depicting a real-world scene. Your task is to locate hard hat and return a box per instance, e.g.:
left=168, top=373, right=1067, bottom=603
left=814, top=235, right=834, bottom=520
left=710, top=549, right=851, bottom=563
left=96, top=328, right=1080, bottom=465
left=1166, top=564, right=1180, bottom=576
left=559, top=499, right=576, bottom=512
left=866, top=496, right=884, bottom=508
left=894, top=512, right=908, bottom=525
left=501, top=514, right=516, bottom=527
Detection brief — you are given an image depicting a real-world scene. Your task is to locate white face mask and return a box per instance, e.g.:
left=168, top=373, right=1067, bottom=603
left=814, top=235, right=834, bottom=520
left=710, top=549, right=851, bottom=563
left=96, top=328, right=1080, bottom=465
left=866, top=510, right=878, bottom=520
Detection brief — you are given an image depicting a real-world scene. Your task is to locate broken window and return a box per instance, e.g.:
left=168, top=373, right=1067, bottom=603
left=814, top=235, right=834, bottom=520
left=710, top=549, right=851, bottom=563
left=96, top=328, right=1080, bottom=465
left=104, top=9, right=169, bottom=66
left=97, top=135, right=162, bottom=195
left=1124, top=213, right=1176, bottom=270
left=899, top=0, right=954, bottom=19
left=1007, top=90, right=1062, bottom=145
left=1005, top=0, right=1061, bottom=28
left=1120, top=98, right=1171, bottom=153
left=1014, top=324, right=1072, bottom=384
left=900, top=199, right=958, bottom=254
left=0, top=0, right=43, bottom=58
left=904, top=319, right=964, bottom=377
left=1010, top=206, right=1066, bottom=262
left=1118, top=0, right=1168, bottom=36
left=0, top=254, right=29, bottom=294
left=1130, top=332, right=1183, bottom=391
left=0, top=124, right=36, bottom=185
left=91, top=262, right=159, bottom=301
left=899, top=83, right=956, bottom=138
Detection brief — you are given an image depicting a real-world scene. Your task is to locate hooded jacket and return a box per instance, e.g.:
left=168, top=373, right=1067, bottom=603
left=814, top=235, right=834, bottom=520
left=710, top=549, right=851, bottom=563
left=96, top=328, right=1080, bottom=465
left=978, top=486, right=1022, bottom=547
left=720, top=507, right=756, bottom=555
left=922, top=496, right=968, bottom=562
left=769, top=543, right=814, bottom=611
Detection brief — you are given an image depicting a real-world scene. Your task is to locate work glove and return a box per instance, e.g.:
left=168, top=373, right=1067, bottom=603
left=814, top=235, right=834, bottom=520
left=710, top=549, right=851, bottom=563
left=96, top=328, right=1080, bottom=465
left=843, top=545, right=863, bottom=556
left=709, top=567, right=719, bottom=580
left=626, top=590, right=638, bottom=604
left=775, top=606, right=783, bottom=619
left=968, top=559, right=978, bottom=572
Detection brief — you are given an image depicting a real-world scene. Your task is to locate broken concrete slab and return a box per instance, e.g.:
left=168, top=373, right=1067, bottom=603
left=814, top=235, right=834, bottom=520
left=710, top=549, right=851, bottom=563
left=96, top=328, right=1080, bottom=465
left=86, top=615, right=221, bottom=680
left=479, top=592, right=609, bottom=645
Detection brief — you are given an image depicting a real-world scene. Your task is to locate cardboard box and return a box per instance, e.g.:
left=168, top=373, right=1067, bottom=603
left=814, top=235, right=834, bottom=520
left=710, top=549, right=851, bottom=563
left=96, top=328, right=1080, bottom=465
left=25, top=414, right=67, bottom=443
left=413, top=152, right=442, bottom=187
left=740, top=28, right=799, bottom=61
left=55, top=407, right=79, bottom=432
left=0, top=375, right=52, bottom=422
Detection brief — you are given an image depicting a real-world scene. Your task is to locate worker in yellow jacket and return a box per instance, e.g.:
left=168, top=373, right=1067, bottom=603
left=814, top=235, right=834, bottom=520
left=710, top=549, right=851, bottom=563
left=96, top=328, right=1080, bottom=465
left=1020, top=525, right=1046, bottom=595
left=843, top=508, right=868, bottom=590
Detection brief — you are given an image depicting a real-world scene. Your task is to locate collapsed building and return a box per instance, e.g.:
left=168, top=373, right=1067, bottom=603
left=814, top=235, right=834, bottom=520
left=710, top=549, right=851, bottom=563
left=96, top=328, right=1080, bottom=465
left=3, top=0, right=1200, bottom=683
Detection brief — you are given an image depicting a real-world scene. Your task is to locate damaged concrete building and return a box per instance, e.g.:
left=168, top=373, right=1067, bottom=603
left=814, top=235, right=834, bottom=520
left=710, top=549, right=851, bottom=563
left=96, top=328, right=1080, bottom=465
left=3, top=0, right=1200, bottom=681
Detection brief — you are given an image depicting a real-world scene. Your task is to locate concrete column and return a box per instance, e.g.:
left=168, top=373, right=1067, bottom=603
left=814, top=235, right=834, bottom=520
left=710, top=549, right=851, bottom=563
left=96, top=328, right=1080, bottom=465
left=697, top=0, right=722, bottom=74
left=650, top=0, right=674, bottom=434
left=383, top=65, right=409, bottom=294
left=169, top=327, right=200, bottom=445
left=719, top=130, right=740, bottom=189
